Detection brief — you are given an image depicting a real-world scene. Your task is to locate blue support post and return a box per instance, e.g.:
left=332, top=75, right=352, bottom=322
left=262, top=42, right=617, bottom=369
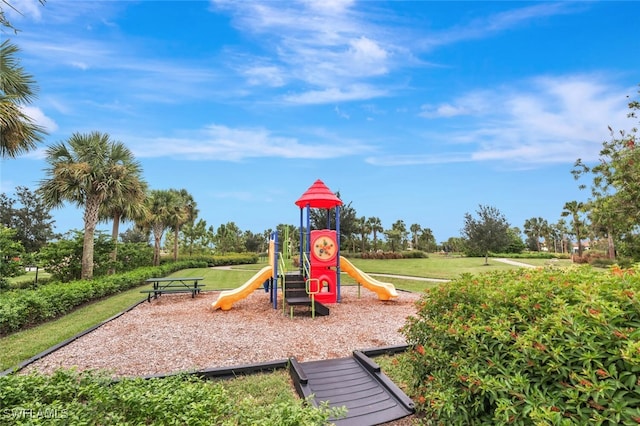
left=305, top=204, right=311, bottom=277
left=299, top=208, right=304, bottom=275
left=272, top=231, right=279, bottom=310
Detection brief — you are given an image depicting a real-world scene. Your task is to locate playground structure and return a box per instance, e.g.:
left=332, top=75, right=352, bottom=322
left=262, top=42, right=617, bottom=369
left=211, top=179, right=398, bottom=315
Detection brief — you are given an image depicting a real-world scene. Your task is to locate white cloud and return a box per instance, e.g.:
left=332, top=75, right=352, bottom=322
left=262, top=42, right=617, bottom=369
left=418, top=2, right=582, bottom=51
left=243, top=65, right=286, bottom=87
left=4, top=0, right=44, bottom=21
left=301, top=0, right=355, bottom=15
left=334, top=106, right=350, bottom=119
left=283, top=85, right=387, bottom=105
left=21, top=106, right=58, bottom=133
left=128, top=123, right=371, bottom=161
left=213, top=1, right=399, bottom=98
left=420, top=91, right=493, bottom=118
left=366, top=152, right=472, bottom=166
left=396, top=75, right=633, bottom=167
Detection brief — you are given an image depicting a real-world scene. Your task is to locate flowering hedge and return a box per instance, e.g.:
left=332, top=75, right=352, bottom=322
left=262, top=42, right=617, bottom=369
left=401, top=265, right=640, bottom=424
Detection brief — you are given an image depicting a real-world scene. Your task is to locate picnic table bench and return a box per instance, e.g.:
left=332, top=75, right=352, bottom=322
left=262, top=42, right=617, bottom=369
left=141, top=277, right=206, bottom=302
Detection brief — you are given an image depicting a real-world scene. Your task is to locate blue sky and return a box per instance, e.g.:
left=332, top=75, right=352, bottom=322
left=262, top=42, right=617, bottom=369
left=1, top=0, right=639, bottom=243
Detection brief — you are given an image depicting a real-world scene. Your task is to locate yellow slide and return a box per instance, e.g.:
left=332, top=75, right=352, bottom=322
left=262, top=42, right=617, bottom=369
left=211, top=266, right=273, bottom=311
left=340, top=256, right=398, bottom=301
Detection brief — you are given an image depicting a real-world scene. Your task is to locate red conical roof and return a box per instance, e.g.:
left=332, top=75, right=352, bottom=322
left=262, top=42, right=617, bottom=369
left=295, top=179, right=343, bottom=209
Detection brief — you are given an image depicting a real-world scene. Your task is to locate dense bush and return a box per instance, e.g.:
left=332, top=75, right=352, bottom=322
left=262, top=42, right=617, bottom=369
left=401, top=250, right=429, bottom=259
left=112, top=242, right=154, bottom=271
left=357, top=250, right=428, bottom=259
left=6, top=275, right=54, bottom=290
left=402, top=265, right=640, bottom=425
left=168, top=253, right=259, bottom=267
left=0, top=225, right=25, bottom=290
left=491, top=251, right=571, bottom=260
left=0, top=370, right=336, bottom=425
left=38, top=231, right=115, bottom=282
left=0, top=260, right=207, bottom=336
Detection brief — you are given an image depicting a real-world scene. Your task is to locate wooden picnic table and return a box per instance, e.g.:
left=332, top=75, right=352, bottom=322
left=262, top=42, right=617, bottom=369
left=141, top=277, right=206, bottom=302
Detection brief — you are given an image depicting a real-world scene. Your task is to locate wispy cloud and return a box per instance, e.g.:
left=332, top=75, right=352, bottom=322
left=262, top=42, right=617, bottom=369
left=372, top=75, right=633, bottom=167
left=212, top=1, right=584, bottom=104
left=212, top=0, right=400, bottom=100
left=282, top=84, right=388, bottom=105
left=127, top=123, right=372, bottom=161
left=418, top=2, right=583, bottom=51
left=366, top=152, right=473, bottom=166
left=4, top=0, right=45, bottom=22
left=22, top=105, right=58, bottom=133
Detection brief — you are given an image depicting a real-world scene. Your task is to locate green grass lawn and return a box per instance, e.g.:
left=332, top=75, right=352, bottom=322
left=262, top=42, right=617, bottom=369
left=0, top=286, right=149, bottom=371
left=346, top=256, right=519, bottom=279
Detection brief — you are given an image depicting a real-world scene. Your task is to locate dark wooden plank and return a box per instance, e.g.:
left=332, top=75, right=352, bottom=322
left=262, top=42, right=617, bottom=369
left=289, top=354, right=414, bottom=426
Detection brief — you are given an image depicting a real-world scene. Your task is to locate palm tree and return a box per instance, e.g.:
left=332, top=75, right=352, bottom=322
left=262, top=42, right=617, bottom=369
left=367, top=217, right=383, bottom=251
left=137, top=189, right=179, bottom=266
left=523, top=217, right=548, bottom=252
left=410, top=223, right=422, bottom=250
left=168, top=188, right=197, bottom=261
left=554, top=219, right=570, bottom=254
left=562, top=201, right=586, bottom=257
left=39, top=131, right=143, bottom=279
left=0, top=40, right=47, bottom=158
left=356, top=216, right=369, bottom=253
left=391, top=219, right=408, bottom=250
left=98, top=177, right=148, bottom=271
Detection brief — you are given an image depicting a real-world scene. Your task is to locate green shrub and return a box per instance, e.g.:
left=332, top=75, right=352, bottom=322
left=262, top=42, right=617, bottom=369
left=0, top=260, right=207, bottom=336
left=0, top=370, right=335, bottom=425
left=401, top=250, right=428, bottom=259
left=39, top=231, right=115, bottom=282
left=491, top=251, right=569, bottom=260
left=402, top=266, right=640, bottom=424
left=111, top=242, right=154, bottom=272
left=360, top=251, right=406, bottom=259
left=167, top=253, right=259, bottom=267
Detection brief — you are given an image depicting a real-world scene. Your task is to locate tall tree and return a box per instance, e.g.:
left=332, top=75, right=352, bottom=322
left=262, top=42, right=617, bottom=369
left=214, top=222, right=243, bottom=254
left=243, top=230, right=263, bottom=253
left=572, top=88, right=640, bottom=260
left=367, top=217, right=383, bottom=251
left=523, top=217, right=548, bottom=252
left=97, top=168, right=147, bottom=269
left=418, top=227, right=436, bottom=252
left=553, top=219, right=570, bottom=254
left=384, top=220, right=407, bottom=252
left=462, top=205, right=511, bottom=265
left=561, top=200, right=586, bottom=257
left=0, top=186, right=57, bottom=252
left=356, top=216, right=369, bottom=253
left=182, top=219, right=209, bottom=256
left=586, top=196, right=618, bottom=259
left=167, top=188, right=197, bottom=261
left=308, top=192, right=358, bottom=250
left=39, top=132, right=143, bottom=279
left=506, top=227, right=526, bottom=254
left=409, top=223, right=422, bottom=250
left=0, top=40, right=47, bottom=158
left=137, top=189, right=177, bottom=266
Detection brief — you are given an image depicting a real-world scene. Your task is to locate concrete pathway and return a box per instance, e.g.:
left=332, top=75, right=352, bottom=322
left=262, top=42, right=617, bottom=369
left=367, top=273, right=450, bottom=283
left=492, top=258, right=537, bottom=268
